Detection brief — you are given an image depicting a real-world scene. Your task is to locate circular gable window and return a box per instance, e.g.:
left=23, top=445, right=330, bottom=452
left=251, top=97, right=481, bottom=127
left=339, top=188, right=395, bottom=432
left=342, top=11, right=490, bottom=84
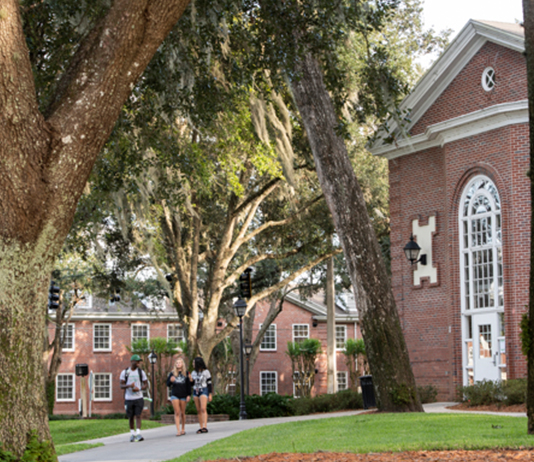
left=482, top=67, right=496, bottom=91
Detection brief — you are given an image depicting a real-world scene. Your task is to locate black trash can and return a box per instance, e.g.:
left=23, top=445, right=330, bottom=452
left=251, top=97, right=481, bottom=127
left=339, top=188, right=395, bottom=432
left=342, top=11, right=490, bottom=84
left=359, top=375, right=376, bottom=409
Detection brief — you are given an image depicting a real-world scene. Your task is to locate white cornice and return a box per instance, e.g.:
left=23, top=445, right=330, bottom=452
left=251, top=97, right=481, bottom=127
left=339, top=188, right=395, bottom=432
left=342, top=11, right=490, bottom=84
left=369, top=20, right=525, bottom=156
left=373, top=100, right=528, bottom=160
left=50, top=312, right=182, bottom=322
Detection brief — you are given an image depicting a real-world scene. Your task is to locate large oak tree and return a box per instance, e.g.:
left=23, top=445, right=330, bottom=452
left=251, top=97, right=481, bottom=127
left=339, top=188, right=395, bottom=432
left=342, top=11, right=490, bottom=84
left=0, top=0, right=191, bottom=455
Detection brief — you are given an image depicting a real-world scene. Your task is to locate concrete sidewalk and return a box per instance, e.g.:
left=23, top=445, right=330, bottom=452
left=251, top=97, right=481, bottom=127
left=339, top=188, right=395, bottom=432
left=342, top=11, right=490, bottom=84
left=58, top=403, right=527, bottom=462
left=58, top=409, right=366, bottom=462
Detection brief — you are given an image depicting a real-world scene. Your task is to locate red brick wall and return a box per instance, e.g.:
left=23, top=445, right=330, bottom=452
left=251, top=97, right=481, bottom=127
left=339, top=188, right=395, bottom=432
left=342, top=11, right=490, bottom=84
left=389, top=122, right=530, bottom=400
left=249, top=299, right=360, bottom=396
left=411, top=42, right=527, bottom=136
left=50, top=320, right=176, bottom=415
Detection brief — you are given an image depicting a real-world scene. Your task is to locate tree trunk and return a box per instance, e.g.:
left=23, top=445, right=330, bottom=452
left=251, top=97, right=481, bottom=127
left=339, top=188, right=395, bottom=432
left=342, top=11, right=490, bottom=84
left=290, top=53, right=422, bottom=412
left=326, top=256, right=337, bottom=394
left=0, top=0, right=190, bottom=455
left=522, top=0, right=534, bottom=434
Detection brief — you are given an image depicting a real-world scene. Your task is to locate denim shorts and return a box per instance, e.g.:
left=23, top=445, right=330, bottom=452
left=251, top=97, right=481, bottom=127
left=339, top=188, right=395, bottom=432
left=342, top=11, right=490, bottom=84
left=170, top=396, right=187, bottom=401
left=193, top=387, right=209, bottom=397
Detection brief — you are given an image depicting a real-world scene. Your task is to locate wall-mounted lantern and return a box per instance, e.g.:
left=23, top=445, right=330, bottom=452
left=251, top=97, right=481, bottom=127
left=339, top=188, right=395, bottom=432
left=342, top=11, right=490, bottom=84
left=403, top=234, right=427, bottom=266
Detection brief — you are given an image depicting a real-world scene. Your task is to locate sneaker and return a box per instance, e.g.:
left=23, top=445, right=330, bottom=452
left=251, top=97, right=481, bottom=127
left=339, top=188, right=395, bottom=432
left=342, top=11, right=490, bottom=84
left=136, top=434, right=144, bottom=442
left=130, top=435, right=135, bottom=442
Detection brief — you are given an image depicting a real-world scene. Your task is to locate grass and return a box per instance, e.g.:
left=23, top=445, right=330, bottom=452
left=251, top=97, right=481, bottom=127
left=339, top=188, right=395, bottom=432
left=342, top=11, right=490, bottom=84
left=55, top=443, right=104, bottom=456
left=169, top=413, right=534, bottom=462
left=49, top=419, right=166, bottom=447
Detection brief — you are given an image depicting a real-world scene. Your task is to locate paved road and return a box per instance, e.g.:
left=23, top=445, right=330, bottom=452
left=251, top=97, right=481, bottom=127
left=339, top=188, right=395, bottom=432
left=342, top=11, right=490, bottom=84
left=58, top=403, right=526, bottom=462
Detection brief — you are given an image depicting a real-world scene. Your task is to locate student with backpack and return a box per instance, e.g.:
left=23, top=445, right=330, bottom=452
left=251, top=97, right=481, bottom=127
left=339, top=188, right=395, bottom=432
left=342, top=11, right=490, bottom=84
left=191, top=357, right=212, bottom=434
left=120, top=354, right=148, bottom=442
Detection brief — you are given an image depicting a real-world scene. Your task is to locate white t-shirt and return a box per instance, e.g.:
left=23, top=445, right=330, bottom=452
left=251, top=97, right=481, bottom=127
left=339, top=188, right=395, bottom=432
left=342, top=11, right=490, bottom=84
left=120, top=367, right=148, bottom=400
left=191, top=369, right=211, bottom=391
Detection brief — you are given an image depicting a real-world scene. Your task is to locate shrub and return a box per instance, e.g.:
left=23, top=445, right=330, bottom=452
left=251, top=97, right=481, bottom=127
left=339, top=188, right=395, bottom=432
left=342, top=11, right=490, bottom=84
left=290, top=389, right=363, bottom=416
left=503, top=379, right=527, bottom=405
left=417, top=384, right=438, bottom=404
left=457, top=380, right=503, bottom=406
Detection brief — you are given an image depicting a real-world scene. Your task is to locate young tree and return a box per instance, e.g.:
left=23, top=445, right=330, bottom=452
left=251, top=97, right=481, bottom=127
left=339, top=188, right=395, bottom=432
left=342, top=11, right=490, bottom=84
left=287, top=338, right=322, bottom=398
left=342, top=338, right=369, bottom=390
left=0, top=0, right=191, bottom=455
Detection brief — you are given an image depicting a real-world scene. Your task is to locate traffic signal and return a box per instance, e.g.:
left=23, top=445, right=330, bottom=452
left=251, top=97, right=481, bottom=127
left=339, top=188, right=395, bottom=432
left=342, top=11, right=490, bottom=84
left=239, top=268, right=253, bottom=299
left=48, top=281, right=60, bottom=310
left=110, top=288, right=121, bottom=303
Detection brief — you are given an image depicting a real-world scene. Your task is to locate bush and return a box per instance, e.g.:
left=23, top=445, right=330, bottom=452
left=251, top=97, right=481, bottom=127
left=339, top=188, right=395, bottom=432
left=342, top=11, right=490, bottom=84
left=503, top=379, right=527, bottom=405
left=417, top=384, right=438, bottom=404
left=457, top=380, right=503, bottom=406
left=290, top=389, right=363, bottom=416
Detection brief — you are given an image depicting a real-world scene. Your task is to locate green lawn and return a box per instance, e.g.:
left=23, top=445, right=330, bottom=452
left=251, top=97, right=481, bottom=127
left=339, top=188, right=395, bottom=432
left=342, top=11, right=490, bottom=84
left=50, top=419, right=166, bottom=454
left=169, top=413, right=534, bottom=462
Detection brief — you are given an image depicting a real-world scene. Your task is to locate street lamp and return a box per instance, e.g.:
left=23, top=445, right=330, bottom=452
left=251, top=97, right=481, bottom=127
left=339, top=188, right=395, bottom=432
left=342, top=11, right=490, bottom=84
left=148, top=350, right=158, bottom=418
left=244, top=340, right=253, bottom=396
left=233, top=298, right=248, bottom=420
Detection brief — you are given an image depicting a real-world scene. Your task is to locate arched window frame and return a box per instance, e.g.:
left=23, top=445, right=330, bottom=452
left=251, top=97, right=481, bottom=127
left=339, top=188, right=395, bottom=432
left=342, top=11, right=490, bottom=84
left=459, top=175, right=504, bottom=315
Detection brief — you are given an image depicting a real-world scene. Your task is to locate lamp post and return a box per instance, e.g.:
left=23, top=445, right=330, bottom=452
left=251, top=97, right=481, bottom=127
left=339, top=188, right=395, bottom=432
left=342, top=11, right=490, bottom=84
left=233, top=298, right=247, bottom=420
left=148, top=350, right=158, bottom=418
left=244, top=340, right=253, bottom=396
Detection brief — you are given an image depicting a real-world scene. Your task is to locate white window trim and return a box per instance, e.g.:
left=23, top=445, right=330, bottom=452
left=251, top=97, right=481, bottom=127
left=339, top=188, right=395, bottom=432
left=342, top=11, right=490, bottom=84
left=74, top=293, right=93, bottom=310
left=93, top=373, right=113, bottom=402
left=481, top=67, right=496, bottom=92
left=93, top=323, right=112, bottom=352
left=260, top=371, right=278, bottom=396
left=292, top=324, right=309, bottom=343
left=259, top=323, right=277, bottom=351
left=167, top=324, right=184, bottom=345
left=131, top=323, right=150, bottom=344
left=62, top=323, right=75, bottom=352
left=337, top=371, right=348, bottom=391
left=335, top=325, right=347, bottom=351
left=56, top=373, right=75, bottom=402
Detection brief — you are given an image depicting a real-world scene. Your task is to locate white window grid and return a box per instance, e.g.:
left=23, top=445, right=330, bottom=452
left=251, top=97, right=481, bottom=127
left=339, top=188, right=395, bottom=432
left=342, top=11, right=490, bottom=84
left=93, top=373, right=113, bottom=401
left=93, top=324, right=112, bottom=352
left=167, top=324, right=184, bottom=345
left=131, top=324, right=150, bottom=344
left=74, top=292, right=93, bottom=310
left=292, top=324, right=309, bottom=343
left=260, top=371, right=277, bottom=395
left=337, top=371, right=348, bottom=391
left=62, top=323, right=75, bottom=352
left=459, top=176, right=504, bottom=385
left=335, top=325, right=347, bottom=350
left=260, top=324, right=277, bottom=351
left=56, top=373, right=75, bottom=402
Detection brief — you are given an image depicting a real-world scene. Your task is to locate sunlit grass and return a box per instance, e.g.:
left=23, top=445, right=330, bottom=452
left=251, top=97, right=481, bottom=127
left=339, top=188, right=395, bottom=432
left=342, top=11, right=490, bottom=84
left=169, top=413, right=533, bottom=462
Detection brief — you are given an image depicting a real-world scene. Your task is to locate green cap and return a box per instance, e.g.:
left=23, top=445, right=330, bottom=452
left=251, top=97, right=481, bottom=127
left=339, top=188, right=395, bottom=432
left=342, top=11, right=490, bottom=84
left=130, top=354, right=142, bottom=362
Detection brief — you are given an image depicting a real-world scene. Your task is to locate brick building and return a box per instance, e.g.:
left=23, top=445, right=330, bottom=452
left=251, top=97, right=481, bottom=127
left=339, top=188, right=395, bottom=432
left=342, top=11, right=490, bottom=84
left=249, top=291, right=361, bottom=396
left=49, top=295, right=183, bottom=415
left=370, top=20, right=528, bottom=399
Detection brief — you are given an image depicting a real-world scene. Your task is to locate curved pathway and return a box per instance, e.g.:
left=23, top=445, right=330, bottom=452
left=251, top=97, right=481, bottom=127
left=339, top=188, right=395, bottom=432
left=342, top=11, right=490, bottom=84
left=58, top=403, right=526, bottom=462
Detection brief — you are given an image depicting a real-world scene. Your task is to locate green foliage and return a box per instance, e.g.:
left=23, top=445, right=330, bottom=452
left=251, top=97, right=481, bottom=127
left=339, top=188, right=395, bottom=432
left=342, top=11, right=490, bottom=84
left=342, top=338, right=367, bottom=389
left=289, top=389, right=363, bottom=416
left=520, top=312, right=531, bottom=356
left=457, top=379, right=527, bottom=407
left=389, top=383, right=416, bottom=406
left=417, top=385, right=438, bottom=404
left=457, top=380, right=504, bottom=406
left=502, top=379, right=527, bottom=406
left=45, top=381, right=55, bottom=416
left=0, top=432, right=56, bottom=462
left=287, top=338, right=322, bottom=398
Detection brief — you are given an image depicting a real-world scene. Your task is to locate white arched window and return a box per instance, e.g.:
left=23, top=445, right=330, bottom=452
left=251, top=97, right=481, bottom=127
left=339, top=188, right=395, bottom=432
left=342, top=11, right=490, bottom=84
left=459, top=175, right=505, bottom=384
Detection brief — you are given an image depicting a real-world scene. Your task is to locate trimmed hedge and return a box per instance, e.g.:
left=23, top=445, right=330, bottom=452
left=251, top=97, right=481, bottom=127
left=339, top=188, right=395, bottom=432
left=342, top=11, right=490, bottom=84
left=457, top=379, right=526, bottom=406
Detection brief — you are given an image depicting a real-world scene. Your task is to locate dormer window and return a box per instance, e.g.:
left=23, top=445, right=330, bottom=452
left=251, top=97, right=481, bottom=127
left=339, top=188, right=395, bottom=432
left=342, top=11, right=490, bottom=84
left=482, top=67, right=496, bottom=91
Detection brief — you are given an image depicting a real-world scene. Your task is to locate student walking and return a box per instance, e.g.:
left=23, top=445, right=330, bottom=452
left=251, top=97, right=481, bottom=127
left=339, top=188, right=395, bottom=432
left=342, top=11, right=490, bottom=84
left=166, top=357, right=192, bottom=436
left=120, top=354, right=148, bottom=442
left=191, top=357, right=212, bottom=434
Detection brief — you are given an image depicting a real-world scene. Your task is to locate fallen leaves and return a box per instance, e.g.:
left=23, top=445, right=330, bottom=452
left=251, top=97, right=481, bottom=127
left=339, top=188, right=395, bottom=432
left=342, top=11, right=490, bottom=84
left=207, top=450, right=534, bottom=462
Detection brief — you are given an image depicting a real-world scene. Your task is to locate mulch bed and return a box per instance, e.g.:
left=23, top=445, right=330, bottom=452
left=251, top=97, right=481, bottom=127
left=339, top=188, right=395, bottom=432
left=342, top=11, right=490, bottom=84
left=207, top=450, right=534, bottom=462
left=446, top=403, right=526, bottom=413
